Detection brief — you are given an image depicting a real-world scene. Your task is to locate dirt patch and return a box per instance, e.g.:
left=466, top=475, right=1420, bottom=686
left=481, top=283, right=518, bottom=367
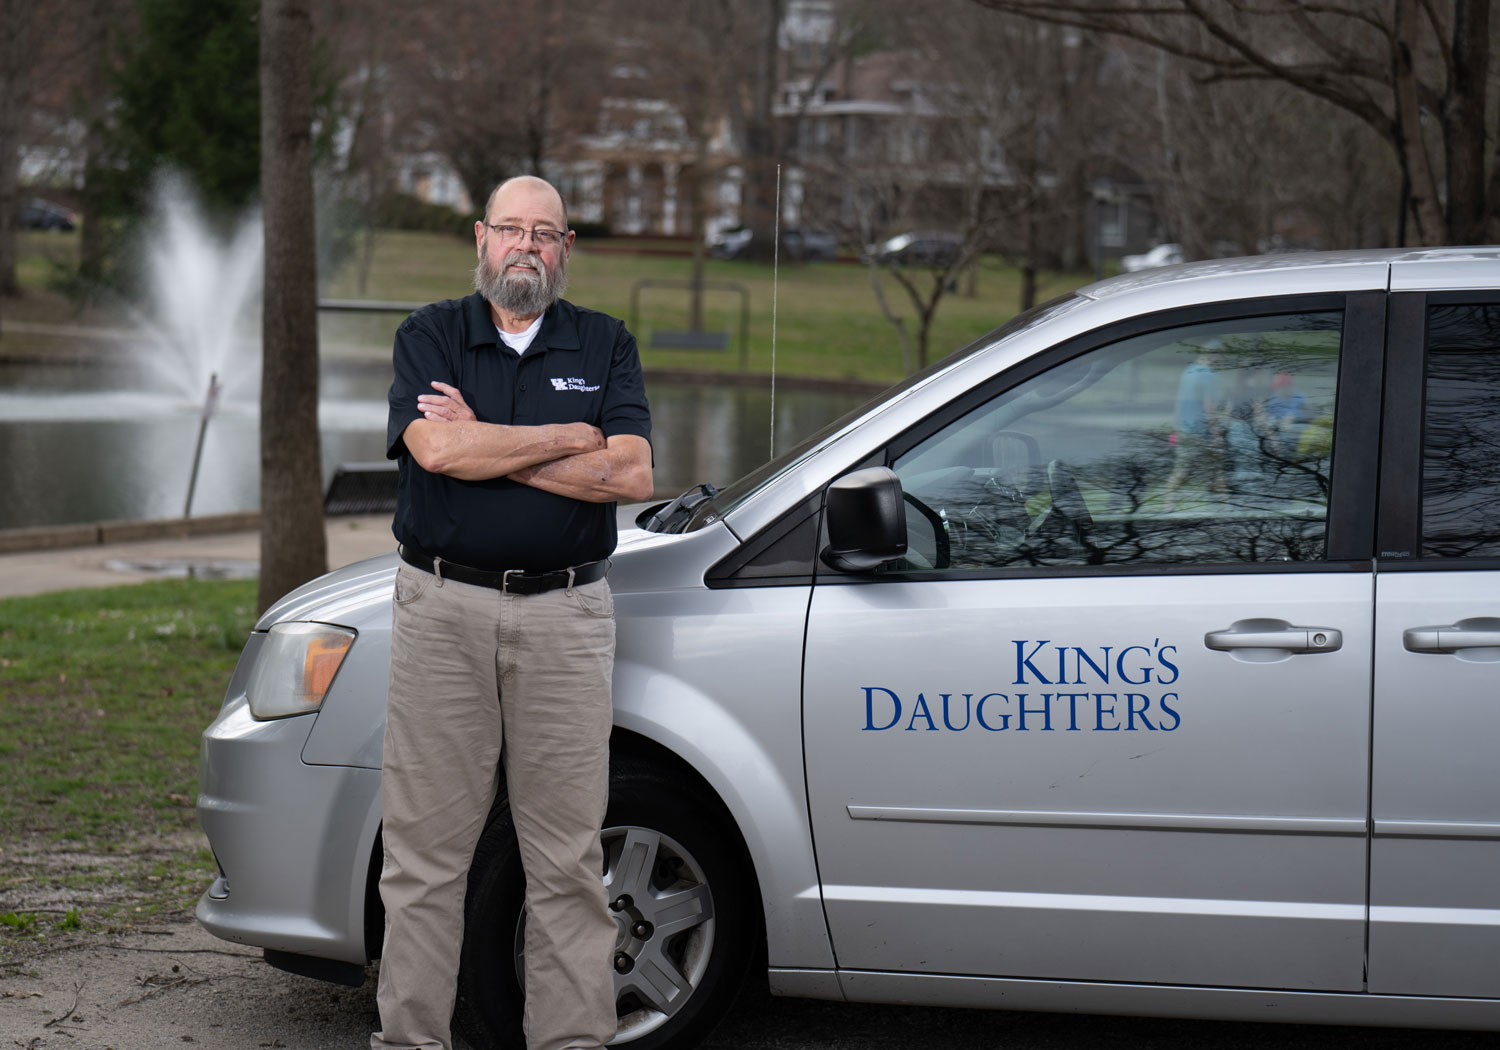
left=5, top=838, right=1488, bottom=1050
left=1, top=919, right=382, bottom=1049
left=4, top=918, right=1492, bottom=1050
left=0, top=831, right=386, bottom=1049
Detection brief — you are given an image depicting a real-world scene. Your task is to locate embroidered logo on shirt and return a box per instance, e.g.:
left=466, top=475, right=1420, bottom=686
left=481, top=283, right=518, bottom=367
left=551, top=377, right=601, bottom=393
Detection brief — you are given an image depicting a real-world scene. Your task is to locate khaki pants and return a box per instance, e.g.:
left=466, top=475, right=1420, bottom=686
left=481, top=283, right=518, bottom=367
left=372, top=563, right=617, bottom=1050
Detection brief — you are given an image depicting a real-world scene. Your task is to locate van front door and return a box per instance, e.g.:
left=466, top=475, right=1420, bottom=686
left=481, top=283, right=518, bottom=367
left=804, top=305, right=1378, bottom=991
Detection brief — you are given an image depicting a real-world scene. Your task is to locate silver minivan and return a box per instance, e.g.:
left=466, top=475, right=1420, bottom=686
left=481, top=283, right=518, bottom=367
left=198, top=248, right=1500, bottom=1047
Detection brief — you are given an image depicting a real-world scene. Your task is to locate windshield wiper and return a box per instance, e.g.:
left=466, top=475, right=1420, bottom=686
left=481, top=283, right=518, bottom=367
left=640, top=483, right=719, bottom=533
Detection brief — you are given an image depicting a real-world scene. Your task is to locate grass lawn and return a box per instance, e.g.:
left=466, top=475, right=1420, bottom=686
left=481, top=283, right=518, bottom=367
left=321, top=230, right=1089, bottom=384
left=10, top=226, right=1092, bottom=384
left=0, top=579, right=257, bottom=939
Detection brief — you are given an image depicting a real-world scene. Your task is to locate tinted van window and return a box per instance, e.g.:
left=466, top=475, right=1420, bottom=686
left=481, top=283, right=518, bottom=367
left=1422, top=303, right=1500, bottom=558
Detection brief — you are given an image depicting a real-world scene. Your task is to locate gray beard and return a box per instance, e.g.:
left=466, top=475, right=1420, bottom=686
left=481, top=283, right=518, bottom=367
left=474, top=248, right=567, bottom=317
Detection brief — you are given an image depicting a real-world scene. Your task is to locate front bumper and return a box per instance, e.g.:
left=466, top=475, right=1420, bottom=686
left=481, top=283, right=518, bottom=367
left=196, top=694, right=381, bottom=967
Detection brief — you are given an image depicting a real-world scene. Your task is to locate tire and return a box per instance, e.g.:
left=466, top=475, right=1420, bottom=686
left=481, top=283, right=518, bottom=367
left=454, top=756, right=757, bottom=1050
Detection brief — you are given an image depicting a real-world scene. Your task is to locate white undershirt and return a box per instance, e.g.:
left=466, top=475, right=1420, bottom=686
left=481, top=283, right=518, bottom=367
left=497, top=314, right=544, bottom=354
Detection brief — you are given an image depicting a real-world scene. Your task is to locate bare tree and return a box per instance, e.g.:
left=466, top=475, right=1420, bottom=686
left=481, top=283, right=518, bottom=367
left=0, top=0, right=73, bottom=300
left=627, top=4, right=726, bottom=324
left=937, top=10, right=1115, bottom=306
left=695, top=0, right=787, bottom=263
left=613, top=0, right=805, bottom=316
left=0, top=0, right=125, bottom=300
left=792, top=1, right=1112, bottom=367
left=833, top=85, right=1003, bottom=371
left=75, top=0, right=127, bottom=284
left=1116, top=45, right=1401, bottom=257
left=316, top=0, right=411, bottom=292
left=969, top=0, right=1499, bottom=246
left=259, top=0, right=328, bottom=611
left=387, top=0, right=609, bottom=210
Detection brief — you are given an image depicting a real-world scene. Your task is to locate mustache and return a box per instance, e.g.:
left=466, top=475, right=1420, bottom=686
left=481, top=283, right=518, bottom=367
left=502, top=248, right=543, bottom=276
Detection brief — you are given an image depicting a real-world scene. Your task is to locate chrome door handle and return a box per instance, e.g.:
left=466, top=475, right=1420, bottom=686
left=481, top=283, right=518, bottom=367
left=1403, top=618, right=1500, bottom=654
left=1205, top=618, right=1343, bottom=654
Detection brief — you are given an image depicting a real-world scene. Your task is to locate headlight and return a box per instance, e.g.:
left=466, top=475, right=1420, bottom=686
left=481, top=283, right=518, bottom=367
left=245, top=622, right=357, bottom=720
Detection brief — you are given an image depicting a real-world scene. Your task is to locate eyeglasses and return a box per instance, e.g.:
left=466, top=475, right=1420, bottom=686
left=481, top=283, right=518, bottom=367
left=484, top=223, right=567, bottom=248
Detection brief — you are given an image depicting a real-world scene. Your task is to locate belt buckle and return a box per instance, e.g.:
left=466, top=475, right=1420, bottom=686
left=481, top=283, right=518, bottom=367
left=501, top=568, right=522, bottom=594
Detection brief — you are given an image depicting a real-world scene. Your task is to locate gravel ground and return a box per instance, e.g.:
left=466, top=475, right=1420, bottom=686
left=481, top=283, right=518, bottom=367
left=1, top=919, right=378, bottom=1049
left=5, top=917, right=1499, bottom=1050
left=0, top=821, right=1493, bottom=1050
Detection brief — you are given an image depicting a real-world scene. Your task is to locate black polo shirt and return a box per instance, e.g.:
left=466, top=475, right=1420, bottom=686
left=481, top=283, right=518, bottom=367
left=386, top=293, right=651, bottom=572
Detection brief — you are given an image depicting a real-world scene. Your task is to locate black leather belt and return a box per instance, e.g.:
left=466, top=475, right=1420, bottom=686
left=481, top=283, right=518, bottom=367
left=399, top=545, right=606, bottom=595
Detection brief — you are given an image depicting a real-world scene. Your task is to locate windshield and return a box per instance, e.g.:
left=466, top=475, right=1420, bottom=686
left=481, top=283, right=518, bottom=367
left=680, top=293, right=1084, bottom=533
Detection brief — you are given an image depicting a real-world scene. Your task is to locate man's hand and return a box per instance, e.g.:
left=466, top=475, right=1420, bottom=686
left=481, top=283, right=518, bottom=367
left=417, top=381, right=476, bottom=423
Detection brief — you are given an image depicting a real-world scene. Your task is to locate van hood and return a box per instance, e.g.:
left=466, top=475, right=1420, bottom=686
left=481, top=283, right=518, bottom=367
left=257, top=503, right=659, bottom=630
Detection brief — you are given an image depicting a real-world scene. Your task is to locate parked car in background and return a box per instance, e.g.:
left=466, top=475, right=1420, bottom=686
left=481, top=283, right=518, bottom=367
left=868, top=230, right=964, bottom=268
left=1121, top=241, right=1184, bottom=271
left=19, top=198, right=76, bottom=231
left=782, top=228, right=838, bottom=261
left=199, top=248, right=1500, bottom=1049
left=709, top=226, right=837, bottom=261
left=707, top=226, right=752, bottom=259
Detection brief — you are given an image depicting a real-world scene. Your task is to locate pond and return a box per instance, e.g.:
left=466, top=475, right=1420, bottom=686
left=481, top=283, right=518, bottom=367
left=0, top=358, right=872, bottom=531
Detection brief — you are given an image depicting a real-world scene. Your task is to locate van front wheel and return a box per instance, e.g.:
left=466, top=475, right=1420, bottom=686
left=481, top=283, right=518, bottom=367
left=456, top=760, right=757, bottom=1049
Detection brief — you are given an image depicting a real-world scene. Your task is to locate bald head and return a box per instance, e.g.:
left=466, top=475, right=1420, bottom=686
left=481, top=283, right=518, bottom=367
left=483, top=176, right=569, bottom=230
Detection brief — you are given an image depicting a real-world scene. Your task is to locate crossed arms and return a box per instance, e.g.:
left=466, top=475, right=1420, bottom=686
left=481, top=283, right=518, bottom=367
left=401, top=381, right=653, bottom=503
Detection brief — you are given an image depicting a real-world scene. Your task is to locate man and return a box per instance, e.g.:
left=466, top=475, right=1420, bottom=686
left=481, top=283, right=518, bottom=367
left=374, top=175, right=653, bottom=1050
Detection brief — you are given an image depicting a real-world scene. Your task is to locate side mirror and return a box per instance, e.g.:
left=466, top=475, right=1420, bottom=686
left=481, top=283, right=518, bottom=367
left=820, top=466, right=907, bottom=573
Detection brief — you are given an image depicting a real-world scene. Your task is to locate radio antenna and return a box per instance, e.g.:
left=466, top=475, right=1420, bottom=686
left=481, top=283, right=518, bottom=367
left=769, top=164, right=781, bottom=459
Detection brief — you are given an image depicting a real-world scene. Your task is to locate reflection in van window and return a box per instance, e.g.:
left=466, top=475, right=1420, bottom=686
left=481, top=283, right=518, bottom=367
left=889, top=312, right=1343, bottom=571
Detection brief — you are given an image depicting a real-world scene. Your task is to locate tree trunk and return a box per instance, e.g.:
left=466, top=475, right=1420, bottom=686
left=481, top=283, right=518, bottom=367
left=868, top=261, right=913, bottom=375
left=743, top=0, right=784, bottom=263
left=1443, top=0, right=1490, bottom=244
left=916, top=295, right=940, bottom=370
left=1019, top=206, right=1038, bottom=311
left=77, top=0, right=113, bottom=284
left=689, top=130, right=709, bottom=331
left=0, top=0, right=35, bottom=300
left=1391, top=0, right=1447, bottom=245
left=259, top=0, right=328, bottom=612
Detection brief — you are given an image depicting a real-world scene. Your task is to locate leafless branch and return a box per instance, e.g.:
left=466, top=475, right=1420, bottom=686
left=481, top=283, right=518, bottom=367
left=867, top=263, right=913, bottom=374
left=116, top=968, right=255, bottom=1008
left=42, top=982, right=82, bottom=1028
left=1418, top=0, right=1450, bottom=50
left=1177, top=0, right=1387, bottom=124
left=117, top=973, right=206, bottom=1007
left=99, top=943, right=259, bottom=958
left=1285, top=3, right=1388, bottom=77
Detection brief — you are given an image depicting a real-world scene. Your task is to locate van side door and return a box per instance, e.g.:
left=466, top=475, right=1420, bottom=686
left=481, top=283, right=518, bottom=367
left=1369, top=293, right=1500, bottom=998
